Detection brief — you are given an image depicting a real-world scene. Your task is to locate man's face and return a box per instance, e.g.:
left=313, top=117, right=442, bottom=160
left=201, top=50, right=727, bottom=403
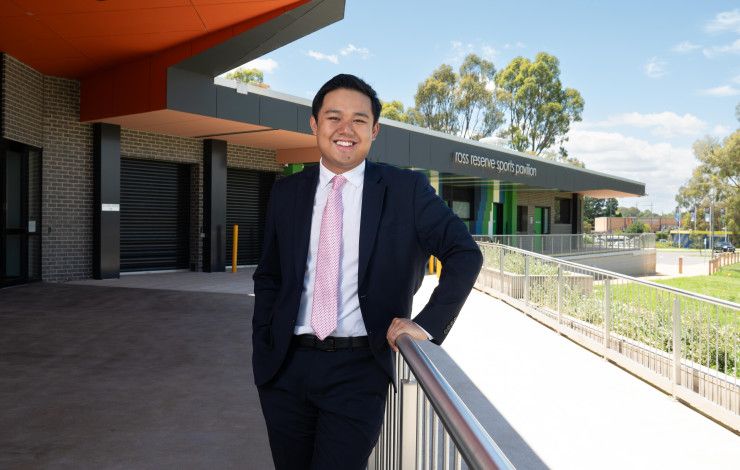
left=310, top=88, right=380, bottom=174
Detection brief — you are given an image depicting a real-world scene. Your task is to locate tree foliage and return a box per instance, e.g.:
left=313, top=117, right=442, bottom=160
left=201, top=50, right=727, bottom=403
left=676, top=131, right=740, bottom=235
left=583, top=197, right=620, bottom=229
left=405, top=54, right=503, bottom=139
left=380, top=100, right=410, bottom=123
left=225, top=68, right=269, bottom=88
left=494, top=52, right=584, bottom=156
left=624, top=222, right=647, bottom=233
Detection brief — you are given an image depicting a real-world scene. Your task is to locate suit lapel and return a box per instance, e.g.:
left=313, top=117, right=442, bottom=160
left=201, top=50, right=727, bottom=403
left=293, top=165, right=319, bottom=282
left=358, top=160, right=386, bottom=288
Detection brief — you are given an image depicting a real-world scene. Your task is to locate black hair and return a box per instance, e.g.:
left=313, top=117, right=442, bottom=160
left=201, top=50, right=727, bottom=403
left=311, top=74, right=382, bottom=124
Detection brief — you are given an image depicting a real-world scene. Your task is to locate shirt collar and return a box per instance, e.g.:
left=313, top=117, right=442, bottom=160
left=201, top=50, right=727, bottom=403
left=318, top=158, right=365, bottom=189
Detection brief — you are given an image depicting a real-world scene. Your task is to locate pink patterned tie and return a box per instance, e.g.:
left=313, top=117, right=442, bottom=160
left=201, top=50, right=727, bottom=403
left=311, top=175, right=347, bottom=340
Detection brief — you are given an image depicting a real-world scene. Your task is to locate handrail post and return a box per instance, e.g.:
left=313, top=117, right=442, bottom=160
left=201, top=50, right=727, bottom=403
left=557, top=265, right=563, bottom=332
left=672, top=297, right=681, bottom=396
left=603, top=278, right=611, bottom=358
left=499, top=248, right=505, bottom=293
left=524, top=256, right=530, bottom=304
left=400, top=379, right=419, bottom=470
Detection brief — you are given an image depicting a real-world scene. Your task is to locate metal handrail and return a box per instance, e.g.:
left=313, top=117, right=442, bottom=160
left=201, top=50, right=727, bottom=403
left=396, top=334, right=514, bottom=470
left=472, top=233, right=656, bottom=257
left=476, top=241, right=739, bottom=429
left=478, top=241, right=739, bottom=310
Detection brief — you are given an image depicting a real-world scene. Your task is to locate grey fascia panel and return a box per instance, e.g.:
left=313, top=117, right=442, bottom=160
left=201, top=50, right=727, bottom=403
left=409, top=132, right=432, bottom=170
left=297, top=106, right=313, bottom=134
left=383, top=125, right=410, bottom=167
left=167, top=67, right=217, bottom=116
left=367, top=130, right=387, bottom=163
left=259, top=95, right=297, bottom=131
left=216, top=85, right=260, bottom=123
left=174, top=0, right=346, bottom=77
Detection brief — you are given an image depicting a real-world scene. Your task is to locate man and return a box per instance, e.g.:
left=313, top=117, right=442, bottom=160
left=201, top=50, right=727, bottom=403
left=253, top=74, right=482, bottom=470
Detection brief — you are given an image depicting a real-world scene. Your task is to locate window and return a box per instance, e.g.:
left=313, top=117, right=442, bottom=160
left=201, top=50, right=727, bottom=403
left=517, top=205, right=528, bottom=232
left=555, top=198, right=571, bottom=224
left=442, top=185, right=473, bottom=221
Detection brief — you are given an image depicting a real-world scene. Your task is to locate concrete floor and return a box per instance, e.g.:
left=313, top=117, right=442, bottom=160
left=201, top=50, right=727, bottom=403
left=3, top=269, right=739, bottom=469
left=0, top=274, right=271, bottom=470
left=414, top=278, right=740, bottom=470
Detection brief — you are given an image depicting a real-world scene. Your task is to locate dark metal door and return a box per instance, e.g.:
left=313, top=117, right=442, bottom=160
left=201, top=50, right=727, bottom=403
left=226, top=168, right=276, bottom=266
left=120, top=158, right=190, bottom=272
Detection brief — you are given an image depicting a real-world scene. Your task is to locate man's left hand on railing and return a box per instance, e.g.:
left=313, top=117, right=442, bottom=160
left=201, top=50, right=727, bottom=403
left=386, top=318, right=430, bottom=352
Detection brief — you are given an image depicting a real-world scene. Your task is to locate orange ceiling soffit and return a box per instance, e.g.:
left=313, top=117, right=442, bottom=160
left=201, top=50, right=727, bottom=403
left=0, top=0, right=311, bottom=79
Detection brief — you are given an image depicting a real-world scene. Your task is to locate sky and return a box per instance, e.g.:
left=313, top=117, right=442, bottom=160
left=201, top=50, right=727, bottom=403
left=228, top=1, right=739, bottom=214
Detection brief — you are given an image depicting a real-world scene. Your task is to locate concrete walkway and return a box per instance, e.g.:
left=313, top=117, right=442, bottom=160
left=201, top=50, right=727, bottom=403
left=2, top=270, right=738, bottom=469
left=0, top=276, right=271, bottom=470
left=413, top=277, right=740, bottom=470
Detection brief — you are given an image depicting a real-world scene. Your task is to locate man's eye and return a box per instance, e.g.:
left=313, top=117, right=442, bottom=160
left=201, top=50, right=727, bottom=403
left=354, top=119, right=366, bottom=124
left=328, top=117, right=340, bottom=121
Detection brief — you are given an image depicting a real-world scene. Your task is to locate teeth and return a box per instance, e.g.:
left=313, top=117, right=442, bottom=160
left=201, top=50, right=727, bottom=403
left=335, top=141, right=354, bottom=147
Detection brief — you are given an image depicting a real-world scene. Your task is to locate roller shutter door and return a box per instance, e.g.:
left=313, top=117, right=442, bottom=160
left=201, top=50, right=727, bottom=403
left=121, top=158, right=190, bottom=272
left=226, top=169, right=276, bottom=266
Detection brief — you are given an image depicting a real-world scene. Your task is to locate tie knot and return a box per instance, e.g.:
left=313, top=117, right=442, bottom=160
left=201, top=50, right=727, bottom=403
left=331, top=175, right=347, bottom=191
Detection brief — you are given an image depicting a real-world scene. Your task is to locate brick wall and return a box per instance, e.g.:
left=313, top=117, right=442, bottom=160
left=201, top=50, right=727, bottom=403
left=516, top=190, right=582, bottom=234
left=2, top=54, right=44, bottom=148
left=227, top=143, right=282, bottom=172
left=42, top=76, right=95, bottom=281
left=2, top=53, right=281, bottom=281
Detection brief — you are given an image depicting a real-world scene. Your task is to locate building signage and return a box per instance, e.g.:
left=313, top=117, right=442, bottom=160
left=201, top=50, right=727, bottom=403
left=101, top=203, right=120, bottom=212
left=451, top=151, right=537, bottom=177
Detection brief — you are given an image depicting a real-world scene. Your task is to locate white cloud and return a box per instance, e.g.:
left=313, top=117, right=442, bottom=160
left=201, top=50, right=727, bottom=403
left=243, top=57, right=278, bottom=73
left=671, top=40, right=701, bottom=53
left=699, top=85, right=740, bottom=96
left=644, top=57, right=667, bottom=78
left=580, top=112, right=707, bottom=138
left=339, top=44, right=370, bottom=59
left=705, top=9, right=740, bottom=34
left=307, top=50, right=338, bottom=64
left=703, top=38, right=740, bottom=58
left=711, top=124, right=732, bottom=137
left=565, top=125, right=695, bottom=212
left=480, top=45, right=498, bottom=60
left=450, top=40, right=503, bottom=63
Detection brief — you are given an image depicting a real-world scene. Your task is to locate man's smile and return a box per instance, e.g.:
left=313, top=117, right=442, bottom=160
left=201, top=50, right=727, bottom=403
left=334, top=139, right=357, bottom=149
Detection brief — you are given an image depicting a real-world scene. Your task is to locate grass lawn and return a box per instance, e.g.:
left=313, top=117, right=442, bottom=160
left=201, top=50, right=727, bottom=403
left=654, top=263, right=740, bottom=304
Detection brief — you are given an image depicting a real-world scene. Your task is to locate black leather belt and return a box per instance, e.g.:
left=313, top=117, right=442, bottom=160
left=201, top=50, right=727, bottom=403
left=293, top=334, right=370, bottom=351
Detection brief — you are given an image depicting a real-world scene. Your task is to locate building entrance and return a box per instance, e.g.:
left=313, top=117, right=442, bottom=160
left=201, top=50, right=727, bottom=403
left=1, top=140, right=41, bottom=287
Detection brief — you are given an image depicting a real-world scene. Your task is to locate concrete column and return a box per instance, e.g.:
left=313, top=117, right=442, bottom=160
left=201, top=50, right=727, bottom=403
left=203, top=139, right=227, bottom=272
left=93, top=123, right=120, bottom=279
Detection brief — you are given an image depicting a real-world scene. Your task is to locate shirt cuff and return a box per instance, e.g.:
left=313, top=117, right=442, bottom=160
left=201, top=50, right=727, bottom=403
left=416, top=323, right=433, bottom=340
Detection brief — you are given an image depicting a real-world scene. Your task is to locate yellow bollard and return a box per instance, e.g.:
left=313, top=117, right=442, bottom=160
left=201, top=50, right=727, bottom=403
left=232, top=224, right=239, bottom=273
left=678, top=257, right=682, bottom=274
left=435, top=258, right=442, bottom=278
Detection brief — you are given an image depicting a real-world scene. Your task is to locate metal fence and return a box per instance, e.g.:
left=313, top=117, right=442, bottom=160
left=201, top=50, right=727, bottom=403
left=368, top=335, right=514, bottom=470
left=475, top=242, right=739, bottom=431
left=472, top=233, right=655, bottom=257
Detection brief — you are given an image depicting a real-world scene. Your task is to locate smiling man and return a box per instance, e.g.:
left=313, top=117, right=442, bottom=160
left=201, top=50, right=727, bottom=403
left=252, top=74, right=482, bottom=470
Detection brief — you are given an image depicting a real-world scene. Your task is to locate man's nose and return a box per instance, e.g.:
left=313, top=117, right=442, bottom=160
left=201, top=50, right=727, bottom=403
left=338, top=120, right=355, bottom=134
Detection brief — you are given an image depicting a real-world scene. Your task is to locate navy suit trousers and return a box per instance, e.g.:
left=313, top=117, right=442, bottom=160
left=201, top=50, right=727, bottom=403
left=257, top=343, right=390, bottom=470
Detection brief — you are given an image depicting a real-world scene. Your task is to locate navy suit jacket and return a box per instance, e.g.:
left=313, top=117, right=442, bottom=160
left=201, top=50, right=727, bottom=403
left=252, top=160, right=483, bottom=386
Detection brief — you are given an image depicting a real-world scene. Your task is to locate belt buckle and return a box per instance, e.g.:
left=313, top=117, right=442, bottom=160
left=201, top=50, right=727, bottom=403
left=318, top=337, right=335, bottom=352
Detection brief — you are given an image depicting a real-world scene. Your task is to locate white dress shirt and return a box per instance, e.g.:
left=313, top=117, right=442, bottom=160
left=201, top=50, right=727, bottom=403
left=295, top=159, right=366, bottom=337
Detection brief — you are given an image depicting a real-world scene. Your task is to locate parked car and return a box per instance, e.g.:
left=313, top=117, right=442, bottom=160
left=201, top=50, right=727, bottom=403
left=713, top=241, right=736, bottom=252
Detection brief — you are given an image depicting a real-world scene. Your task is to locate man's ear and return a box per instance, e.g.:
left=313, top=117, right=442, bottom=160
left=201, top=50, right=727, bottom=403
left=309, top=116, right=318, bottom=135
left=372, top=122, right=380, bottom=141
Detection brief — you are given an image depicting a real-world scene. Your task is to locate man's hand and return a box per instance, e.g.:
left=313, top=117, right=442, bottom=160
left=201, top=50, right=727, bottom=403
left=386, top=318, right=429, bottom=352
